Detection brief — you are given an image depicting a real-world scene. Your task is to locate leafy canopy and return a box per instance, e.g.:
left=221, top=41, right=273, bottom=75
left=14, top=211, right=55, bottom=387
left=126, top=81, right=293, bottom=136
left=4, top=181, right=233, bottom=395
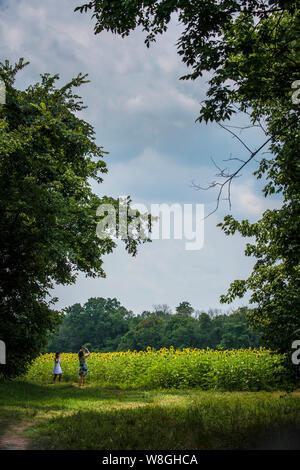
left=0, top=59, right=150, bottom=377
left=47, top=297, right=263, bottom=352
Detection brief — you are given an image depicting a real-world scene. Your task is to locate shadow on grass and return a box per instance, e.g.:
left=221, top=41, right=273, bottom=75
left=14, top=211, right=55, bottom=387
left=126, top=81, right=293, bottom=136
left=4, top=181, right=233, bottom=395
left=26, top=406, right=215, bottom=450
left=0, top=379, right=159, bottom=413
left=25, top=398, right=300, bottom=451
left=1, top=380, right=300, bottom=450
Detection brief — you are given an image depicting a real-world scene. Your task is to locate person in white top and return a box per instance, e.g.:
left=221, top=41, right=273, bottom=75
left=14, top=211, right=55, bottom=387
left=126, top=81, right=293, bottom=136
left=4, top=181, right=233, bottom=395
left=52, top=351, right=62, bottom=382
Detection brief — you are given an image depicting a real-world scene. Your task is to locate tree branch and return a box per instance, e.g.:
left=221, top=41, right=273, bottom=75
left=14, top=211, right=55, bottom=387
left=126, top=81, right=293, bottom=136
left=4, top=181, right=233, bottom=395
left=192, top=124, right=273, bottom=218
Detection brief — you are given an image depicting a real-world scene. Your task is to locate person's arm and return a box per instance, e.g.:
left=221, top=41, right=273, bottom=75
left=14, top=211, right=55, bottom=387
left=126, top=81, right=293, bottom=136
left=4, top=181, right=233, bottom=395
left=84, top=348, right=90, bottom=358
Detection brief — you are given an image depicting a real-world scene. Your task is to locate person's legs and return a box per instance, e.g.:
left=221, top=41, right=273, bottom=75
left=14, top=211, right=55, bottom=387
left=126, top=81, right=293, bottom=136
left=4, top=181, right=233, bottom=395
left=83, top=375, right=85, bottom=386
left=58, top=374, right=62, bottom=383
left=78, top=373, right=82, bottom=386
left=53, top=374, right=57, bottom=382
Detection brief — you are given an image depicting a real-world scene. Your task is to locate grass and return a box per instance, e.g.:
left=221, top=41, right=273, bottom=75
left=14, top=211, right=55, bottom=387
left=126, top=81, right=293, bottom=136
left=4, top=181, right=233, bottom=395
left=1, top=379, right=300, bottom=450
left=26, top=348, right=287, bottom=391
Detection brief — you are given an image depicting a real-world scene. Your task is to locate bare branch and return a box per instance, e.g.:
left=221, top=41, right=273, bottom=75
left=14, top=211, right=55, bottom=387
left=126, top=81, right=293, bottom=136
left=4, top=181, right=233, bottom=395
left=223, top=155, right=246, bottom=164
left=192, top=130, right=273, bottom=218
left=218, top=122, right=253, bottom=154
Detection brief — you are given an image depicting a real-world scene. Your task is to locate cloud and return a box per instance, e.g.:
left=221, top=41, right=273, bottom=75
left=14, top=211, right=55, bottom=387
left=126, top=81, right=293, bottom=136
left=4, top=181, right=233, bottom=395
left=52, top=212, right=254, bottom=314
left=93, top=146, right=214, bottom=204
left=0, top=0, right=209, bottom=162
left=231, top=179, right=282, bottom=218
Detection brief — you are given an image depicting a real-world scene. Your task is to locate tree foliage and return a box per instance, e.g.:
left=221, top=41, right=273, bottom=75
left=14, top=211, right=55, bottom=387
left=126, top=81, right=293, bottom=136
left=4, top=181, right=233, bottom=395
left=47, top=298, right=263, bottom=352
left=0, top=59, right=150, bottom=377
left=47, top=297, right=134, bottom=352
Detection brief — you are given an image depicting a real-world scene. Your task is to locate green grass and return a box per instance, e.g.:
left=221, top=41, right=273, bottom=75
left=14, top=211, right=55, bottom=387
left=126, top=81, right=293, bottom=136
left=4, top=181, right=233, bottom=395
left=1, top=379, right=300, bottom=450
left=26, top=348, right=288, bottom=391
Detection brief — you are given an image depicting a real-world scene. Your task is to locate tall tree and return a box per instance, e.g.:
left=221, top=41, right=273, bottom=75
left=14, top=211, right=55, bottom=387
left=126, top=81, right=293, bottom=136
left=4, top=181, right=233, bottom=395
left=176, top=301, right=194, bottom=316
left=0, top=59, right=150, bottom=377
left=75, top=1, right=300, bottom=359
left=47, top=297, right=134, bottom=352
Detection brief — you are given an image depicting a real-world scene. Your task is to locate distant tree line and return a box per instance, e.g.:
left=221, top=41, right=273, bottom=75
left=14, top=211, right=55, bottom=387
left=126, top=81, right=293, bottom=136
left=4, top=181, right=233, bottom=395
left=46, top=298, right=264, bottom=353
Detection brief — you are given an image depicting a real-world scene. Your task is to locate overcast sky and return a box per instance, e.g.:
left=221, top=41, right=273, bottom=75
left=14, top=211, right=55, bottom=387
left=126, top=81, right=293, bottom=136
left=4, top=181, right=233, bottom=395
left=0, top=0, right=282, bottom=315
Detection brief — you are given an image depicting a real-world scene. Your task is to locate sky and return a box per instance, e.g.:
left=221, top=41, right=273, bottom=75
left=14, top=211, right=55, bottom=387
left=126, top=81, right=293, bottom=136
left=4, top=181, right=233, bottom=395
left=0, top=0, right=282, bottom=315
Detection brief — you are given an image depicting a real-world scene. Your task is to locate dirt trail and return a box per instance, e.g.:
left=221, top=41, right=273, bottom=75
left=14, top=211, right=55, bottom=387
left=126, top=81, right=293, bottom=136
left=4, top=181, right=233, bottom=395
left=0, top=421, right=33, bottom=450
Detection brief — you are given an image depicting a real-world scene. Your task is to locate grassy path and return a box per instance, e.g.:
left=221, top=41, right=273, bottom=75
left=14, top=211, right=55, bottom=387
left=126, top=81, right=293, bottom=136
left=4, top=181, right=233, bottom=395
left=0, top=420, right=33, bottom=450
left=0, top=380, right=300, bottom=450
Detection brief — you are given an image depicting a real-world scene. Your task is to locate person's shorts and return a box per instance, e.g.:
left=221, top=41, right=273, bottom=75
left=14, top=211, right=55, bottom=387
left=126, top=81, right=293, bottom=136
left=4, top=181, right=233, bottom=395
left=78, top=366, right=88, bottom=377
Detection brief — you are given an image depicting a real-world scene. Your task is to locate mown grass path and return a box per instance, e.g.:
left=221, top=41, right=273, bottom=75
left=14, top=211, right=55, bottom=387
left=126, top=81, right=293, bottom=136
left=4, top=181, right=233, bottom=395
left=0, top=380, right=300, bottom=450
left=0, top=420, right=33, bottom=450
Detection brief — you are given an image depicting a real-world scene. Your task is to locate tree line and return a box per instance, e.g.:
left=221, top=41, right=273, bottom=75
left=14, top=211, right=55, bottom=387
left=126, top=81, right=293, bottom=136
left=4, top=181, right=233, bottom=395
left=46, top=298, right=263, bottom=353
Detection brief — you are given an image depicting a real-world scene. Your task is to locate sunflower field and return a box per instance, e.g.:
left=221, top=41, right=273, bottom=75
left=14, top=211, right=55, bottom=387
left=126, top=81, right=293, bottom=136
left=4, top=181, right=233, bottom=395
left=24, top=347, right=288, bottom=391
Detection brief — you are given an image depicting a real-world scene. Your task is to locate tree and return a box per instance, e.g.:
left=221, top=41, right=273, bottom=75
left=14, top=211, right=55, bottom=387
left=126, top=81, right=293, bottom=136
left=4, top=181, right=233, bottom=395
left=127, top=315, right=166, bottom=350
left=47, top=297, right=134, bottom=352
left=175, top=301, right=194, bottom=316
left=47, top=297, right=263, bottom=351
left=75, top=1, right=300, bottom=358
left=152, top=304, right=173, bottom=317
left=164, top=313, right=200, bottom=348
left=218, top=308, right=263, bottom=349
left=0, top=59, right=150, bottom=377
left=197, top=312, right=213, bottom=348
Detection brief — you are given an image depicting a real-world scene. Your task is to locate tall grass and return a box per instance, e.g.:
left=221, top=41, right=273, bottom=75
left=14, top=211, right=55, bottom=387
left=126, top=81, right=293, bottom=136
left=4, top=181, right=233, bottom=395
left=1, top=381, right=300, bottom=450
left=25, top=347, right=287, bottom=391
